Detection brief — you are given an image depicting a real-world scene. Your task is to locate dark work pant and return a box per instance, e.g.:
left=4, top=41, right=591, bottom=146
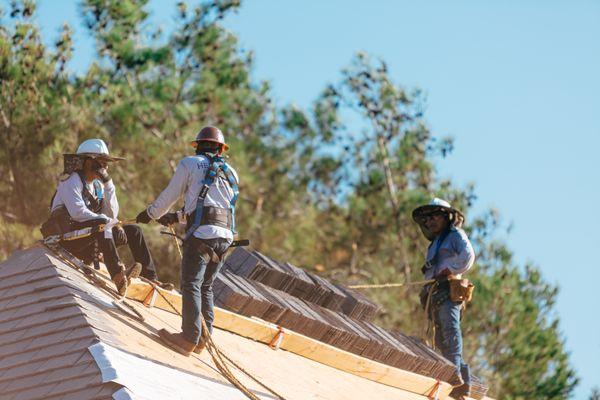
left=119, top=225, right=157, bottom=280
left=61, top=232, right=123, bottom=279
left=180, top=236, right=230, bottom=344
left=61, top=224, right=157, bottom=280
left=431, top=288, right=471, bottom=387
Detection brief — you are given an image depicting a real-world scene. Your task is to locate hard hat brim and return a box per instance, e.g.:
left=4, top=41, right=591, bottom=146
left=412, top=204, right=465, bottom=224
left=64, top=153, right=125, bottom=162
left=190, top=140, right=230, bottom=152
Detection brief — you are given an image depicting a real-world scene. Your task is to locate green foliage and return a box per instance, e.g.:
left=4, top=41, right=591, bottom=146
left=0, top=1, right=578, bottom=398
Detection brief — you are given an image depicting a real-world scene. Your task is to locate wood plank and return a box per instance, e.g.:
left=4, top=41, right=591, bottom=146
left=124, top=279, right=454, bottom=399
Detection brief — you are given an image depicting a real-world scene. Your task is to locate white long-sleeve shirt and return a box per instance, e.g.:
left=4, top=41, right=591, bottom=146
left=51, top=172, right=119, bottom=222
left=423, top=226, right=475, bottom=279
left=147, top=155, right=238, bottom=242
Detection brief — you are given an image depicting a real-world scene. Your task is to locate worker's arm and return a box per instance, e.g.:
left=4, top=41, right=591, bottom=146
left=442, top=230, right=475, bottom=275
left=59, top=175, right=109, bottom=223
left=101, top=179, right=119, bottom=219
left=146, top=160, right=189, bottom=220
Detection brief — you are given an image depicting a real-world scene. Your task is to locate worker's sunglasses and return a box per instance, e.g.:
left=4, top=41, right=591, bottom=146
left=418, top=211, right=445, bottom=222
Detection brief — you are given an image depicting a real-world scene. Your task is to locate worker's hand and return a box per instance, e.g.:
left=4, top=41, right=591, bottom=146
left=89, top=216, right=110, bottom=226
left=112, top=226, right=127, bottom=246
left=136, top=209, right=152, bottom=224
left=95, top=167, right=111, bottom=183
left=92, top=159, right=111, bottom=183
left=157, top=212, right=178, bottom=227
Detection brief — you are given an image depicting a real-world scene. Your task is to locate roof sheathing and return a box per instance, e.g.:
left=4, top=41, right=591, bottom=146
left=0, top=246, right=448, bottom=400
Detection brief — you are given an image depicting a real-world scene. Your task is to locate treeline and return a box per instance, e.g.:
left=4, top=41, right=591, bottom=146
left=0, top=1, right=578, bottom=398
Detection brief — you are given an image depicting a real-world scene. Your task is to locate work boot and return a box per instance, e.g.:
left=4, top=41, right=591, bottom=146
left=158, top=328, right=196, bottom=357
left=126, top=263, right=142, bottom=280
left=149, top=279, right=175, bottom=291
left=112, top=263, right=142, bottom=296
left=449, top=383, right=471, bottom=399
left=193, top=339, right=206, bottom=354
left=448, top=372, right=465, bottom=388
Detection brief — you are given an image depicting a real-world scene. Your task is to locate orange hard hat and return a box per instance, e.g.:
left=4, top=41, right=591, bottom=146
left=190, top=126, right=229, bottom=151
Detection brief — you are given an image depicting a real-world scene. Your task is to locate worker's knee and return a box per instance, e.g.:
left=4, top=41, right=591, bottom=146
left=437, top=300, right=460, bottom=326
left=181, top=278, right=203, bottom=294
left=123, top=224, right=142, bottom=238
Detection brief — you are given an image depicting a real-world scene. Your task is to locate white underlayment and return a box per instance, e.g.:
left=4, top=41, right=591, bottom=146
left=88, top=342, right=249, bottom=400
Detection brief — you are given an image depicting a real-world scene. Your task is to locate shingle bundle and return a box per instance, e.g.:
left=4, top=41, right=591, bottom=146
left=470, top=375, right=489, bottom=400
left=213, top=271, right=457, bottom=383
left=218, top=247, right=488, bottom=395
left=223, top=248, right=378, bottom=320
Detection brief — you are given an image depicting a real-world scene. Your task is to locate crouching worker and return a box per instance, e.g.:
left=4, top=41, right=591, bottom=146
left=136, top=126, right=239, bottom=357
left=42, top=139, right=171, bottom=295
left=412, top=198, right=475, bottom=400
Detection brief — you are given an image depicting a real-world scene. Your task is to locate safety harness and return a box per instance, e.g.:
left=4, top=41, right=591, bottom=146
left=184, top=153, right=239, bottom=241
left=42, top=173, right=105, bottom=238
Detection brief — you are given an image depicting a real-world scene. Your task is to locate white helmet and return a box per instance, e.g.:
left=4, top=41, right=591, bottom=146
left=74, top=139, right=124, bottom=161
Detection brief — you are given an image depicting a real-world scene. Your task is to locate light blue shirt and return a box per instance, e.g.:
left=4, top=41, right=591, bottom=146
left=147, top=155, right=238, bottom=242
left=423, top=226, right=475, bottom=280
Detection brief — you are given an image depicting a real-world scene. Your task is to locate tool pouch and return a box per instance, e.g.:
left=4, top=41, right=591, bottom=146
left=449, top=278, right=474, bottom=303
left=40, top=207, right=74, bottom=238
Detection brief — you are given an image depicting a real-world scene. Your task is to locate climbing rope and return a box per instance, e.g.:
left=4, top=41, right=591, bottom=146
left=168, top=225, right=183, bottom=259
left=147, top=277, right=287, bottom=400
left=422, top=282, right=438, bottom=349
left=42, top=242, right=145, bottom=323
left=350, top=278, right=439, bottom=348
left=348, top=279, right=436, bottom=289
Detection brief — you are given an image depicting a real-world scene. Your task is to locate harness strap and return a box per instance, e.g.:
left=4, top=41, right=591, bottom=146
left=220, top=162, right=239, bottom=233
left=76, top=171, right=104, bottom=213
left=184, top=154, right=238, bottom=240
left=422, top=228, right=452, bottom=275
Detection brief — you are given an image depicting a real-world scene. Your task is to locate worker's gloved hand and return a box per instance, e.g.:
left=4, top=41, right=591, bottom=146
left=92, top=159, right=111, bottom=183
left=95, top=167, right=111, bottom=183
left=136, top=209, right=152, bottom=224
left=112, top=226, right=127, bottom=246
left=157, top=212, right=178, bottom=227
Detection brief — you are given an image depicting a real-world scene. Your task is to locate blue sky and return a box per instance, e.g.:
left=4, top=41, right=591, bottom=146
left=25, top=0, right=600, bottom=397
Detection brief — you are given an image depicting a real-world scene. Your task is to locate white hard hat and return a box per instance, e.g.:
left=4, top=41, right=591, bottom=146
left=77, top=139, right=109, bottom=156
left=72, top=139, right=124, bottom=161
left=412, top=197, right=465, bottom=239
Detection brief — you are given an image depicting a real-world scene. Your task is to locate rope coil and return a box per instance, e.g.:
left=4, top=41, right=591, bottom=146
left=148, top=277, right=287, bottom=400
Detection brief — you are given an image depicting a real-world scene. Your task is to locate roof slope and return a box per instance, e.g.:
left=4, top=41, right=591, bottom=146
left=0, top=246, right=465, bottom=400
left=0, top=247, right=121, bottom=400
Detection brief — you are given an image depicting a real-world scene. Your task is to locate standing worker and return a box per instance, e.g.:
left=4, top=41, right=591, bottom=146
left=412, top=198, right=475, bottom=399
left=42, top=139, right=171, bottom=295
left=136, top=126, right=239, bottom=356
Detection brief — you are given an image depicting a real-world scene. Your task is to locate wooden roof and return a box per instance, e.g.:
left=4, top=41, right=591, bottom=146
left=0, top=245, right=494, bottom=400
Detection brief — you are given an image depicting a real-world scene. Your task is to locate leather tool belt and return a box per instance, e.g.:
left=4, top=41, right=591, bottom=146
left=449, top=278, right=474, bottom=303
left=40, top=206, right=75, bottom=238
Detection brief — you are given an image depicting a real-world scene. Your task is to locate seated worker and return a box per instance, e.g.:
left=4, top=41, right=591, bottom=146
left=412, top=198, right=475, bottom=399
left=44, top=138, right=172, bottom=294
